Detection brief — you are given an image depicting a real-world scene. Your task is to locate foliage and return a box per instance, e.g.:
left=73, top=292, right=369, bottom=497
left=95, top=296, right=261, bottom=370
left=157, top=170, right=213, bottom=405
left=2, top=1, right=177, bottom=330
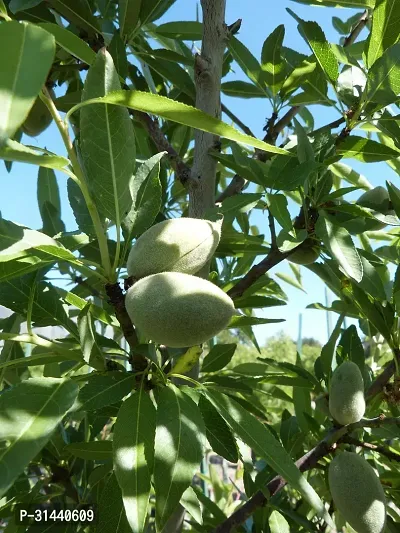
left=0, top=0, right=400, bottom=532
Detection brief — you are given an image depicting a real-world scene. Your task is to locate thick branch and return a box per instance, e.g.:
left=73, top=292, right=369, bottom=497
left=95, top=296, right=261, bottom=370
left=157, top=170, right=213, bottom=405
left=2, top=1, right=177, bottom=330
left=105, top=283, right=147, bottom=372
left=189, top=0, right=228, bottom=218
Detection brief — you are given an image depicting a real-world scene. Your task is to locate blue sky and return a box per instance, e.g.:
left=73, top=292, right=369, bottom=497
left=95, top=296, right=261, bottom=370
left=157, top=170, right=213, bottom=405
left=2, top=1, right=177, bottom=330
left=1, top=1, right=396, bottom=345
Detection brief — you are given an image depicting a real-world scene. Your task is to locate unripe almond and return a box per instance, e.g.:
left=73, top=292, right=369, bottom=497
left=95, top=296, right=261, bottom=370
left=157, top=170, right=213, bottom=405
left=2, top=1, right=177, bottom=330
left=125, top=272, right=234, bottom=348
left=329, top=361, right=365, bottom=425
left=329, top=451, right=386, bottom=533
left=127, top=218, right=221, bottom=279
left=288, top=238, right=321, bottom=265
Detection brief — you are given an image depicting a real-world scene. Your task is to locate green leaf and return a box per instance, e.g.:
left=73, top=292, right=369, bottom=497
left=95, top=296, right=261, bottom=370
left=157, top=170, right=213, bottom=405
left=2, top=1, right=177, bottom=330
left=228, top=36, right=267, bottom=93
left=228, top=315, right=284, bottom=328
left=67, top=178, right=97, bottom=237
left=0, top=139, right=69, bottom=169
left=119, top=0, right=142, bottom=39
left=261, top=25, right=286, bottom=95
left=335, top=135, right=400, bottom=162
left=220, top=193, right=262, bottom=215
left=234, top=295, right=286, bottom=309
left=221, top=81, right=268, bottom=98
left=289, top=0, right=374, bottom=6
left=59, top=289, right=119, bottom=327
left=113, top=388, right=156, bottom=533
left=0, top=21, right=55, bottom=144
left=198, top=395, right=238, bottom=463
left=293, top=376, right=312, bottom=431
left=47, top=0, right=100, bottom=36
left=366, top=0, right=400, bottom=67
left=351, top=283, right=393, bottom=342
left=0, top=350, right=82, bottom=371
left=154, top=21, right=202, bottom=40
left=97, top=473, right=131, bottom=533
left=269, top=156, right=319, bottom=191
left=0, top=217, right=69, bottom=263
left=0, top=255, right=55, bottom=283
left=77, top=304, right=106, bottom=371
left=38, top=22, right=95, bottom=65
left=122, top=152, right=164, bottom=242
left=269, top=510, right=290, bottom=533
left=74, top=373, right=135, bottom=412
left=37, top=167, right=65, bottom=236
left=0, top=274, right=78, bottom=335
left=139, top=0, right=177, bottom=25
left=154, top=385, right=206, bottom=531
left=316, top=216, right=363, bottom=282
left=268, top=194, right=293, bottom=232
left=80, top=50, right=135, bottom=223
left=201, top=344, right=237, bottom=373
left=65, top=441, right=113, bottom=460
left=69, top=90, right=291, bottom=156
left=338, top=325, right=365, bottom=372
left=366, top=43, right=400, bottom=104
left=294, top=118, right=314, bottom=163
left=202, top=389, right=333, bottom=525
left=109, top=31, right=128, bottom=79
left=0, top=378, right=78, bottom=497
left=180, top=486, right=202, bottom=525
left=298, top=20, right=338, bottom=83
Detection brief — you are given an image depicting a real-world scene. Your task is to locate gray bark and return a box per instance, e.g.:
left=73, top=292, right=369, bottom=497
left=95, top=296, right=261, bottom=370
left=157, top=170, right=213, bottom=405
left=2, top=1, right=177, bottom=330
left=189, top=0, right=228, bottom=218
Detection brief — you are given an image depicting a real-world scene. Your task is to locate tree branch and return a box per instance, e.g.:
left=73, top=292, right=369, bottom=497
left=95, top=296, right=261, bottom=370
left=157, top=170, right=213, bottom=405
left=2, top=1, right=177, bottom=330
left=189, top=0, right=228, bottom=218
left=212, top=417, right=400, bottom=533
left=105, top=282, right=147, bottom=372
left=342, top=436, right=400, bottom=463
left=343, top=9, right=369, bottom=47
left=365, top=348, right=400, bottom=401
left=134, top=111, right=193, bottom=186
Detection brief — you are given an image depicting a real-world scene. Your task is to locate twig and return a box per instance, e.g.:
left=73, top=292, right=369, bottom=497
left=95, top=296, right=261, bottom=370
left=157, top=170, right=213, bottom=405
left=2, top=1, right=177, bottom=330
left=366, top=348, right=400, bottom=401
left=216, top=174, right=246, bottom=202
left=212, top=416, right=400, bottom=533
left=227, top=248, right=290, bottom=299
left=342, top=436, right=400, bottom=463
left=221, top=103, right=255, bottom=138
left=134, top=111, right=193, bottom=186
left=268, top=209, right=277, bottom=250
left=343, top=10, right=369, bottom=47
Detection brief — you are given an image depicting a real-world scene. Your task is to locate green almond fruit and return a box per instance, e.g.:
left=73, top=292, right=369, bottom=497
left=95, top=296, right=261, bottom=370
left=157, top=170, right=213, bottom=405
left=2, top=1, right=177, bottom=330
left=125, top=272, right=235, bottom=348
left=127, top=217, right=221, bottom=279
left=329, top=361, right=365, bottom=425
left=288, top=238, right=320, bottom=265
left=329, top=451, right=386, bottom=533
left=22, top=89, right=54, bottom=137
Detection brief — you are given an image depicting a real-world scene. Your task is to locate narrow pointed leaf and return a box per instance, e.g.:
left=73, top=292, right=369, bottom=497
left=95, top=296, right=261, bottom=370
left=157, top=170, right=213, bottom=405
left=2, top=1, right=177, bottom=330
left=77, top=304, right=106, bottom=371
left=80, top=49, right=135, bottom=223
left=75, top=373, right=135, bottom=412
left=198, top=395, right=238, bottom=463
left=122, top=152, right=164, bottom=241
left=0, top=21, right=55, bottom=144
left=38, top=22, right=96, bottom=65
left=261, top=25, right=286, bottom=95
left=202, top=389, right=333, bottom=526
left=298, top=20, right=338, bottom=83
left=154, top=385, right=206, bottom=532
left=316, top=216, right=363, bottom=282
left=0, top=140, right=69, bottom=169
left=0, top=378, right=78, bottom=497
left=366, top=43, right=400, bottom=104
left=366, top=0, right=400, bottom=67
left=97, top=473, right=132, bottom=533
left=113, top=388, right=156, bottom=533
left=69, top=91, right=292, bottom=156
left=65, top=441, right=113, bottom=460
left=119, top=0, right=142, bottom=39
